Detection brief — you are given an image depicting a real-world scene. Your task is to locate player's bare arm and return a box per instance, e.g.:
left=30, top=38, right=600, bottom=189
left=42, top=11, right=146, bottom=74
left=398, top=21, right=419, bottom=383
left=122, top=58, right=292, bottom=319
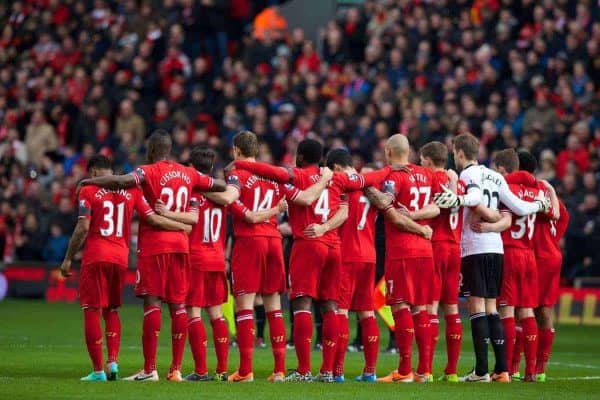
left=145, top=213, right=193, bottom=234
left=202, top=178, right=227, bottom=192
left=303, top=203, right=348, bottom=238
left=203, top=184, right=240, bottom=205
left=80, top=174, right=137, bottom=190
left=403, top=203, right=440, bottom=221
left=540, top=179, right=560, bottom=220
left=472, top=204, right=503, bottom=222
left=154, top=199, right=199, bottom=225
left=471, top=211, right=512, bottom=233
left=243, top=199, right=288, bottom=224
left=364, top=187, right=432, bottom=239
left=60, top=218, right=90, bottom=277
left=292, top=167, right=333, bottom=206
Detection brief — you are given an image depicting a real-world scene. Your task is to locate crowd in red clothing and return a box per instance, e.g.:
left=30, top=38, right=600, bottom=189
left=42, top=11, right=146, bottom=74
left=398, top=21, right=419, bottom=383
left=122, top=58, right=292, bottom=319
left=0, top=0, right=599, bottom=280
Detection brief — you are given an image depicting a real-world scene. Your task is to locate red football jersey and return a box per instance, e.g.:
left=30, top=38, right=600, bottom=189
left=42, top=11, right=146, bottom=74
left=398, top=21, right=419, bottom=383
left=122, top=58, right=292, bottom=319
left=339, top=189, right=377, bottom=263
left=287, top=166, right=365, bottom=245
left=226, top=169, right=299, bottom=237
left=501, top=183, right=538, bottom=249
left=381, top=164, right=434, bottom=259
left=430, top=170, right=463, bottom=244
left=78, top=185, right=153, bottom=267
left=534, top=197, right=569, bottom=259
left=130, top=160, right=214, bottom=256
left=188, top=191, right=226, bottom=271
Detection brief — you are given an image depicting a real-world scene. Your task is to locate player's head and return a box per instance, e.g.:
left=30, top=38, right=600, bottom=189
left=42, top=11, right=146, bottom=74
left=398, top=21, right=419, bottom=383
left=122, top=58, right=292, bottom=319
left=384, top=134, right=409, bottom=164
left=326, top=148, right=352, bottom=172
left=87, top=154, right=112, bottom=177
left=419, top=141, right=448, bottom=169
left=452, top=133, right=479, bottom=170
left=517, top=150, right=537, bottom=173
left=146, top=129, right=172, bottom=163
left=296, top=139, right=323, bottom=167
left=190, top=146, right=216, bottom=174
left=232, top=130, right=259, bottom=160
left=493, top=148, right=519, bottom=175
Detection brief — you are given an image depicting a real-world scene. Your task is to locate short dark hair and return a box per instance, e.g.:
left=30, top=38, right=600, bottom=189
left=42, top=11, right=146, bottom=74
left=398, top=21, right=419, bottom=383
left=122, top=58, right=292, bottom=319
left=233, top=130, right=259, bottom=157
left=326, top=148, right=352, bottom=169
left=453, top=133, right=479, bottom=161
left=296, top=139, right=323, bottom=166
left=87, top=155, right=111, bottom=173
left=147, top=129, right=172, bottom=161
left=420, top=141, right=448, bottom=167
left=190, top=146, right=216, bottom=174
left=518, top=150, right=537, bottom=173
left=493, top=149, right=519, bottom=173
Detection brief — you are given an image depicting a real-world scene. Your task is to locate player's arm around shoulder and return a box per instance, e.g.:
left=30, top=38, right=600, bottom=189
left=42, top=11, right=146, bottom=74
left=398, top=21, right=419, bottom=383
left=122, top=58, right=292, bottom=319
left=292, top=167, right=333, bottom=206
left=203, top=173, right=241, bottom=206
left=471, top=210, right=512, bottom=233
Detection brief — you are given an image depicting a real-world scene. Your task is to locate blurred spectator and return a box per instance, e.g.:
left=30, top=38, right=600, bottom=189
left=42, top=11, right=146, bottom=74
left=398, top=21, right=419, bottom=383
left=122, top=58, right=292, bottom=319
left=42, top=223, right=69, bottom=263
left=15, top=213, right=45, bottom=262
left=115, top=99, right=146, bottom=143
left=25, top=111, right=58, bottom=167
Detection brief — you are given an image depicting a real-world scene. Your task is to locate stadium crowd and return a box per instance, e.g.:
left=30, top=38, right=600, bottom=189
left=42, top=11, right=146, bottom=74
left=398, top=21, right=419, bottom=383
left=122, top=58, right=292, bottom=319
left=0, top=0, right=599, bottom=281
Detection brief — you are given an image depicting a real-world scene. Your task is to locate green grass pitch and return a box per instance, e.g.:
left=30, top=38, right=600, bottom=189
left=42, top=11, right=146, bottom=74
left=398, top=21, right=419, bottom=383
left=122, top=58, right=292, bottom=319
left=1, top=300, right=598, bottom=399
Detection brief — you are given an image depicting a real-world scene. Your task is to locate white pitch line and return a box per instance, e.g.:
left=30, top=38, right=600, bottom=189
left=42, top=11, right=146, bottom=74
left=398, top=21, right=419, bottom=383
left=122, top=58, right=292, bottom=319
left=549, top=376, right=600, bottom=381
left=549, top=362, right=600, bottom=369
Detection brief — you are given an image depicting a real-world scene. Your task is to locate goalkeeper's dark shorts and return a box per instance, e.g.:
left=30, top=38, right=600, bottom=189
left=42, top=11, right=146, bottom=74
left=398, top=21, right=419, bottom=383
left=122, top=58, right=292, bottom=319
left=460, top=253, right=503, bottom=298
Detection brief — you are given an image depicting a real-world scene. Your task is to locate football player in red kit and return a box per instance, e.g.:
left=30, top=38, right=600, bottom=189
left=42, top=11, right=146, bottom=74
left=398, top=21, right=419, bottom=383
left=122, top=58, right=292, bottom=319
left=79, top=131, right=227, bottom=381
left=234, top=139, right=392, bottom=382
left=504, top=151, right=568, bottom=382
left=364, top=134, right=439, bottom=383
left=201, top=131, right=333, bottom=383
left=419, top=142, right=464, bottom=382
left=60, top=155, right=192, bottom=381
left=325, top=149, right=380, bottom=382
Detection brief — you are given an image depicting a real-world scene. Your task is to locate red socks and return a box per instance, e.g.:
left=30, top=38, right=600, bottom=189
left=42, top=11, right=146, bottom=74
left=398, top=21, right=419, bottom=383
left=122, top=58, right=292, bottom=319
left=236, top=309, right=255, bottom=376
left=513, top=325, right=523, bottom=374
left=188, top=317, right=207, bottom=375
left=521, top=317, right=538, bottom=376
left=320, top=310, right=339, bottom=374
left=142, top=305, right=161, bottom=373
left=501, top=316, right=516, bottom=375
left=293, top=310, right=313, bottom=374
left=267, top=310, right=286, bottom=374
left=393, top=308, right=414, bottom=375
left=211, top=317, right=229, bottom=374
left=536, top=328, right=555, bottom=374
left=169, top=307, right=188, bottom=372
left=428, top=314, right=439, bottom=374
left=413, top=310, right=431, bottom=375
left=334, top=313, right=349, bottom=377
left=360, top=316, right=379, bottom=375
left=83, top=308, right=103, bottom=371
left=444, top=314, right=462, bottom=375
left=102, top=308, right=121, bottom=364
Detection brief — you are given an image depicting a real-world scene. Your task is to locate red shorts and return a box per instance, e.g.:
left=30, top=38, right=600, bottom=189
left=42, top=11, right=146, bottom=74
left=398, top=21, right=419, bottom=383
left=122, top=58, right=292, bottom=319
left=289, top=239, right=341, bottom=301
left=385, top=257, right=434, bottom=306
left=499, top=248, right=538, bottom=308
left=187, top=270, right=228, bottom=308
left=338, top=262, right=376, bottom=311
left=231, top=236, right=286, bottom=297
left=79, top=262, right=126, bottom=309
left=537, top=256, right=562, bottom=307
left=432, top=242, right=461, bottom=305
left=135, top=253, right=190, bottom=304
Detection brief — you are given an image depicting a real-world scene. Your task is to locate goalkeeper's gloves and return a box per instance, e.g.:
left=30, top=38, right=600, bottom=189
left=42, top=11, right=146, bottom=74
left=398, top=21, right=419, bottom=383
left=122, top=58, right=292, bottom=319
left=535, top=196, right=550, bottom=213
left=433, top=185, right=463, bottom=209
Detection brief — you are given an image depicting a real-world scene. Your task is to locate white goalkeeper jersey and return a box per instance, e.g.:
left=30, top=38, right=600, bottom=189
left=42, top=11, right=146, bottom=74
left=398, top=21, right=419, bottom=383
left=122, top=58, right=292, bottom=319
left=459, top=164, right=540, bottom=257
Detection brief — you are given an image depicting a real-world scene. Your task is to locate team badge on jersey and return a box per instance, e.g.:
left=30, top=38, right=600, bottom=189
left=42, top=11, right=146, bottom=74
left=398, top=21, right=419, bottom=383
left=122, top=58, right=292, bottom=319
left=383, top=180, right=396, bottom=195
left=226, top=175, right=241, bottom=187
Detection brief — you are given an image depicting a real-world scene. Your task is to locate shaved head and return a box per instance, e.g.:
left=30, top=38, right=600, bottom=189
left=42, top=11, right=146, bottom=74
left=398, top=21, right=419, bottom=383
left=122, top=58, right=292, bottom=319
left=385, top=134, right=410, bottom=164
